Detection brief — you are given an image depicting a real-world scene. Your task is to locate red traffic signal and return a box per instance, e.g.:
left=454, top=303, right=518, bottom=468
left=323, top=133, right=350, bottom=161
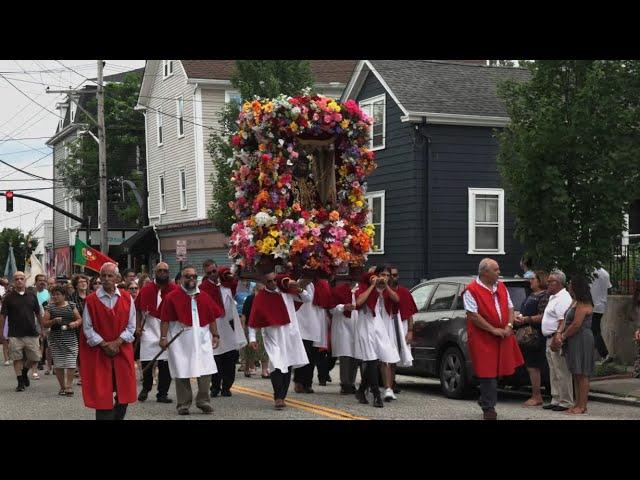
left=5, top=191, right=13, bottom=212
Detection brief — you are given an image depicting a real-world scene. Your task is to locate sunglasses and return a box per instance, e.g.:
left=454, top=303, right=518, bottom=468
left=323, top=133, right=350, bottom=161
left=156, top=269, right=169, bottom=273
left=391, top=273, right=399, bottom=277
left=183, top=274, right=197, bottom=280
left=128, top=287, right=138, bottom=291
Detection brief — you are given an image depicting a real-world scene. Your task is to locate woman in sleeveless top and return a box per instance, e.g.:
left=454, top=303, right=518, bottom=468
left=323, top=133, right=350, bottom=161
left=42, top=285, right=82, bottom=396
left=559, top=275, right=595, bottom=415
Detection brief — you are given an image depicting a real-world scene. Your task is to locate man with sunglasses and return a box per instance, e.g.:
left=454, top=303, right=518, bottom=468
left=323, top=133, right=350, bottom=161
left=160, top=265, right=224, bottom=415
left=135, top=262, right=177, bottom=404
left=199, top=260, right=247, bottom=398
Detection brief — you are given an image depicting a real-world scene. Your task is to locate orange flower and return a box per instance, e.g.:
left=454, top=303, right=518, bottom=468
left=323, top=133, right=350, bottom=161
left=329, top=210, right=340, bottom=222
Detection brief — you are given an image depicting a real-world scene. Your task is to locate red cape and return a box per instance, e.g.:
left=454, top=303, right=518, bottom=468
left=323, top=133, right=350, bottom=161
left=312, top=279, right=334, bottom=309
left=160, top=287, right=224, bottom=326
left=331, top=283, right=354, bottom=318
left=248, top=288, right=291, bottom=328
left=135, top=281, right=178, bottom=318
left=199, top=278, right=224, bottom=312
left=79, top=290, right=137, bottom=409
left=356, top=272, right=395, bottom=316
left=464, top=280, right=524, bottom=378
left=393, top=285, right=418, bottom=321
left=218, top=267, right=239, bottom=296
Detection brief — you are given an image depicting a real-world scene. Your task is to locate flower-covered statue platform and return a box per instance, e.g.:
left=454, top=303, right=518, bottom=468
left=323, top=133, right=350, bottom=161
left=228, top=93, right=377, bottom=278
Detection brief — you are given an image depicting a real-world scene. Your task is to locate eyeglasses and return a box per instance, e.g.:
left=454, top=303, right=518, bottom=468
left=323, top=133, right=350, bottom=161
left=128, top=287, right=138, bottom=291
left=183, top=274, right=197, bottom=280
left=156, top=269, right=169, bottom=273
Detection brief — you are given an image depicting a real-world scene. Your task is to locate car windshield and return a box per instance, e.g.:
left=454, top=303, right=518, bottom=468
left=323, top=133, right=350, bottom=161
left=506, top=283, right=530, bottom=311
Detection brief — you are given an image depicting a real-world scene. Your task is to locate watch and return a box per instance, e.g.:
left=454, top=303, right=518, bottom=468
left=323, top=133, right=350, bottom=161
left=507, top=322, right=514, bottom=329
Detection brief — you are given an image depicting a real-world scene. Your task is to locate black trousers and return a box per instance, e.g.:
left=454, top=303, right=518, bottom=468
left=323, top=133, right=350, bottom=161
left=271, top=367, right=292, bottom=401
left=591, top=313, right=609, bottom=358
left=293, top=340, right=316, bottom=388
left=211, top=349, right=240, bottom=393
left=358, top=360, right=380, bottom=394
left=95, top=369, right=128, bottom=420
left=140, top=360, right=172, bottom=398
left=315, top=350, right=337, bottom=382
left=478, top=378, right=498, bottom=411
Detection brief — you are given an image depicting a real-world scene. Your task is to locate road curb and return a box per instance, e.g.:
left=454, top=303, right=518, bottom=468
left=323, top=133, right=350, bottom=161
left=498, top=387, right=640, bottom=408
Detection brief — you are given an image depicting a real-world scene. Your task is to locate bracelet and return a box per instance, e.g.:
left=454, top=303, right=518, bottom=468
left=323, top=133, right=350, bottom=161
left=160, top=336, right=167, bottom=340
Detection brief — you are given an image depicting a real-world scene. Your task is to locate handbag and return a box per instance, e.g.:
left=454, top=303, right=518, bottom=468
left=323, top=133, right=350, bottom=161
left=516, top=324, right=540, bottom=348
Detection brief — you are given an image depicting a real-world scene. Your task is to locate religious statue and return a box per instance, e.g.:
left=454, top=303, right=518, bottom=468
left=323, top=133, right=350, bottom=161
left=292, top=137, right=337, bottom=209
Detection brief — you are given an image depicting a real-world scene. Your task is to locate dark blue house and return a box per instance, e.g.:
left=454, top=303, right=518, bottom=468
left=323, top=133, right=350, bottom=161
left=341, top=60, right=531, bottom=287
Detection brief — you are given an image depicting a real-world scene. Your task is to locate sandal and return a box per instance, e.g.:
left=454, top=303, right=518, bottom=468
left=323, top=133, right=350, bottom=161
left=58, top=389, right=66, bottom=396
left=261, top=373, right=270, bottom=378
left=65, top=389, right=74, bottom=396
left=44, top=370, right=51, bottom=375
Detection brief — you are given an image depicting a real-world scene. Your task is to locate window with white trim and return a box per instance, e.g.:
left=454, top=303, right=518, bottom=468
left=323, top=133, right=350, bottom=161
left=176, top=97, right=184, bottom=137
left=159, top=174, right=166, bottom=214
left=468, top=188, right=505, bottom=254
left=359, top=94, right=385, bottom=150
left=225, top=90, right=242, bottom=107
left=157, top=109, right=163, bottom=146
left=179, top=169, right=187, bottom=210
left=163, top=60, right=174, bottom=79
left=365, top=190, right=385, bottom=253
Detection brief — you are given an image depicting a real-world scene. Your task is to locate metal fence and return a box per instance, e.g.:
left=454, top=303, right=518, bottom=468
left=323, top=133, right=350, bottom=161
left=609, top=241, right=640, bottom=295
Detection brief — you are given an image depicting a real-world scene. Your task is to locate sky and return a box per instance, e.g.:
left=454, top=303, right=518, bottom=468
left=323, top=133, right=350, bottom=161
left=0, top=59, right=145, bottom=238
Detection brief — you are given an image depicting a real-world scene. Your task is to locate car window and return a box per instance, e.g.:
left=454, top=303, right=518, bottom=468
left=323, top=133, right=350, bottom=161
left=427, top=283, right=458, bottom=312
left=453, top=285, right=465, bottom=310
left=506, top=284, right=530, bottom=311
left=411, top=284, right=436, bottom=312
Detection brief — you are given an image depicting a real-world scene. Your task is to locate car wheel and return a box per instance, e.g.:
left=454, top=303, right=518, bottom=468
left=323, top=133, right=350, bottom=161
left=439, top=347, right=470, bottom=399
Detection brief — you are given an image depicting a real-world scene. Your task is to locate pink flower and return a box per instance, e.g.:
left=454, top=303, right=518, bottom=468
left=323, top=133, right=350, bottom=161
left=323, top=115, right=332, bottom=124
left=311, top=227, right=321, bottom=237
left=333, top=113, right=342, bottom=122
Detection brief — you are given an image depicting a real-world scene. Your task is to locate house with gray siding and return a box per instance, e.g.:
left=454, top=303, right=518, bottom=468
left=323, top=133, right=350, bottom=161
left=135, top=60, right=356, bottom=273
left=342, top=60, right=531, bottom=287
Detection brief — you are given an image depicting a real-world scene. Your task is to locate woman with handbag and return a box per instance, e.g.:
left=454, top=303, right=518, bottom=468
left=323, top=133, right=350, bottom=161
left=514, top=270, right=550, bottom=407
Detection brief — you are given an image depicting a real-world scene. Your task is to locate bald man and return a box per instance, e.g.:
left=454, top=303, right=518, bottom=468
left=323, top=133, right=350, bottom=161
left=134, top=262, right=177, bottom=403
left=80, top=263, right=137, bottom=420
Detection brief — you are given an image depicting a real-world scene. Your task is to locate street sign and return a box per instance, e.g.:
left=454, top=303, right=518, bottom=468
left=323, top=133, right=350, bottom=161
left=176, top=240, right=187, bottom=261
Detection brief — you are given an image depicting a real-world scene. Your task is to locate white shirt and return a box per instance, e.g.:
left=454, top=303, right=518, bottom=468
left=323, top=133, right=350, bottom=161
left=540, top=288, right=573, bottom=336
left=82, top=287, right=137, bottom=347
left=590, top=268, right=612, bottom=314
left=463, top=277, right=513, bottom=322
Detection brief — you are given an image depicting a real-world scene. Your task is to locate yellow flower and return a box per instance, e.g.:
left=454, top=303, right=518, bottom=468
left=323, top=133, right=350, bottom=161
left=263, top=102, right=274, bottom=113
left=327, top=101, right=341, bottom=113
left=289, top=122, right=298, bottom=132
left=269, top=229, right=281, bottom=238
left=355, top=200, right=363, bottom=207
left=258, top=144, right=266, bottom=152
left=340, top=119, right=350, bottom=129
left=274, top=208, right=282, bottom=216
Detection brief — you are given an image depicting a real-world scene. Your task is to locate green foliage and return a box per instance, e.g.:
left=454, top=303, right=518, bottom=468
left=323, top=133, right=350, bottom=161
left=55, top=72, right=145, bottom=223
left=0, top=228, right=38, bottom=272
left=594, top=361, right=627, bottom=377
left=496, top=60, right=640, bottom=276
left=231, top=60, right=314, bottom=100
left=488, top=60, right=516, bottom=67
left=207, top=61, right=315, bottom=235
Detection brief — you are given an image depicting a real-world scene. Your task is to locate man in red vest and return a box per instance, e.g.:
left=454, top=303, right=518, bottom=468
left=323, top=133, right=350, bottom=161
left=80, top=262, right=137, bottom=420
left=463, top=258, right=524, bottom=420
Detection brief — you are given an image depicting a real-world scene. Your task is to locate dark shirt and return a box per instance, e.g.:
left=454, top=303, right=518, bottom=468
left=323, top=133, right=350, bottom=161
left=242, top=294, right=255, bottom=319
left=0, top=290, right=40, bottom=337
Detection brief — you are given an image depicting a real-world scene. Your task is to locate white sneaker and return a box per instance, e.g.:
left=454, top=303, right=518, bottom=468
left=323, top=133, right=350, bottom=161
left=384, top=388, right=394, bottom=401
left=3, top=360, right=10, bottom=366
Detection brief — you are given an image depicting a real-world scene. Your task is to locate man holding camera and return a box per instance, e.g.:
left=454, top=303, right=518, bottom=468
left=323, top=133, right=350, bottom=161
left=199, top=261, right=247, bottom=398
left=80, top=263, right=137, bottom=420
left=160, top=265, right=224, bottom=415
left=248, top=270, right=311, bottom=410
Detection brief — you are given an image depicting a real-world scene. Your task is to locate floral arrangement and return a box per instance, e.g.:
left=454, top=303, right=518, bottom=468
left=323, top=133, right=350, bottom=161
left=228, top=93, right=377, bottom=275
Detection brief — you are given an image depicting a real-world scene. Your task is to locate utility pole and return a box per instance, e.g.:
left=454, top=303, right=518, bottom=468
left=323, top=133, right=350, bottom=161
left=97, top=60, right=108, bottom=254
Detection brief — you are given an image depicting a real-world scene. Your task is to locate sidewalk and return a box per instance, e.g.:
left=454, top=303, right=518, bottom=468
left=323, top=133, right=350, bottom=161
left=589, top=374, right=640, bottom=406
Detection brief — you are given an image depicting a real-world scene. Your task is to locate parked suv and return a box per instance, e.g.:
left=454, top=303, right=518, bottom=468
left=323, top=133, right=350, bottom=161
left=397, top=276, right=550, bottom=399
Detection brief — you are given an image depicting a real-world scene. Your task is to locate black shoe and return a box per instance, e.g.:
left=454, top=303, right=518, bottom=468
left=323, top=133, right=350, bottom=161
left=221, top=390, right=232, bottom=397
left=210, top=389, right=220, bottom=398
left=326, top=375, right=332, bottom=383
left=37, top=364, right=44, bottom=371
left=15, top=384, right=25, bottom=392
left=542, top=403, right=556, bottom=410
left=340, top=385, right=351, bottom=395
left=198, top=404, right=214, bottom=414
left=349, top=385, right=357, bottom=394
left=22, top=374, right=30, bottom=388
left=551, top=405, right=569, bottom=412
left=156, top=396, right=173, bottom=403
left=373, top=395, right=384, bottom=408
left=138, top=389, right=149, bottom=402
left=355, top=387, right=369, bottom=404
left=304, top=387, right=315, bottom=394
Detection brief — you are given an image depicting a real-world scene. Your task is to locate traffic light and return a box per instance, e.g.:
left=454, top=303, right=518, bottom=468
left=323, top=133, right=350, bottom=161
left=5, top=191, right=13, bottom=212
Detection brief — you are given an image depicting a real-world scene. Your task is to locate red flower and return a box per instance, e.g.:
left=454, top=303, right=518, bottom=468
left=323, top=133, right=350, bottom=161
left=231, top=135, right=242, bottom=147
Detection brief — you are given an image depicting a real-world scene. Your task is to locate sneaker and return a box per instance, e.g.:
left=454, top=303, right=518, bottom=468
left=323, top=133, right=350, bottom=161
left=602, top=355, right=615, bottom=365
left=156, top=396, right=173, bottom=403
left=483, top=408, right=498, bottom=420
left=32, top=372, right=40, bottom=380
left=3, top=360, right=11, bottom=366
left=177, top=408, right=190, bottom=416
left=373, top=395, right=384, bottom=408
left=383, top=388, right=394, bottom=402
left=197, top=404, right=214, bottom=414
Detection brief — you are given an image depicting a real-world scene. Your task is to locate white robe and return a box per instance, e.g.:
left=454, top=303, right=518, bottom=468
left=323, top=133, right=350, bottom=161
left=296, top=283, right=329, bottom=348
left=166, top=291, right=217, bottom=379
left=382, top=312, right=413, bottom=368
left=249, top=288, right=311, bottom=373
left=139, top=289, right=168, bottom=362
left=354, top=295, right=400, bottom=364
left=330, top=289, right=357, bottom=358
left=213, top=286, right=247, bottom=356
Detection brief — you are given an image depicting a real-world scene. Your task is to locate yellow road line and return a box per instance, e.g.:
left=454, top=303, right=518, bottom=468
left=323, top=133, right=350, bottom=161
left=231, top=385, right=368, bottom=420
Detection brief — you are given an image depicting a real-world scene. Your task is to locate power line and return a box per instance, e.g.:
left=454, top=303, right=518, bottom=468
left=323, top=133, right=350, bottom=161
left=0, top=206, right=49, bottom=224
left=0, top=74, right=62, bottom=119
left=0, top=158, right=62, bottom=182
left=0, top=136, right=53, bottom=142
left=0, top=152, right=51, bottom=180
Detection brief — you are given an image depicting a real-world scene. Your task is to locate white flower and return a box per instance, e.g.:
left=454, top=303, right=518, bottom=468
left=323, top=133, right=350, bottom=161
left=255, top=212, right=272, bottom=227
left=298, top=218, right=306, bottom=225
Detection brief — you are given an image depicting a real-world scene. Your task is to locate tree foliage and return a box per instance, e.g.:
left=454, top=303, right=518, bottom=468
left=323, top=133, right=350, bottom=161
left=55, top=72, right=145, bottom=223
left=497, top=60, right=640, bottom=276
left=208, top=61, right=315, bottom=235
left=0, top=228, right=38, bottom=273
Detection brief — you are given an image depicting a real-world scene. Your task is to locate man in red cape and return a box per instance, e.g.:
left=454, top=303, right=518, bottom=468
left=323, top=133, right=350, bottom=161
left=80, top=262, right=137, bottom=420
left=134, top=262, right=177, bottom=403
left=389, top=265, right=418, bottom=395
left=463, top=258, right=524, bottom=420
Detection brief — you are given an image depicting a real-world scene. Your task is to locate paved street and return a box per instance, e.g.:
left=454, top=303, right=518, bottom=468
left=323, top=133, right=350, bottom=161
left=1, top=362, right=640, bottom=420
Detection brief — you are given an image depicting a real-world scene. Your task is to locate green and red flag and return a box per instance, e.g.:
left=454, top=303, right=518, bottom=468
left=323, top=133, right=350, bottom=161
left=73, top=238, right=117, bottom=273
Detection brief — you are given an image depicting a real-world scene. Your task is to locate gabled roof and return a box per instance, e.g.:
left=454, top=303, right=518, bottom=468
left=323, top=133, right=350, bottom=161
left=342, top=60, right=531, bottom=126
left=136, top=60, right=358, bottom=109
